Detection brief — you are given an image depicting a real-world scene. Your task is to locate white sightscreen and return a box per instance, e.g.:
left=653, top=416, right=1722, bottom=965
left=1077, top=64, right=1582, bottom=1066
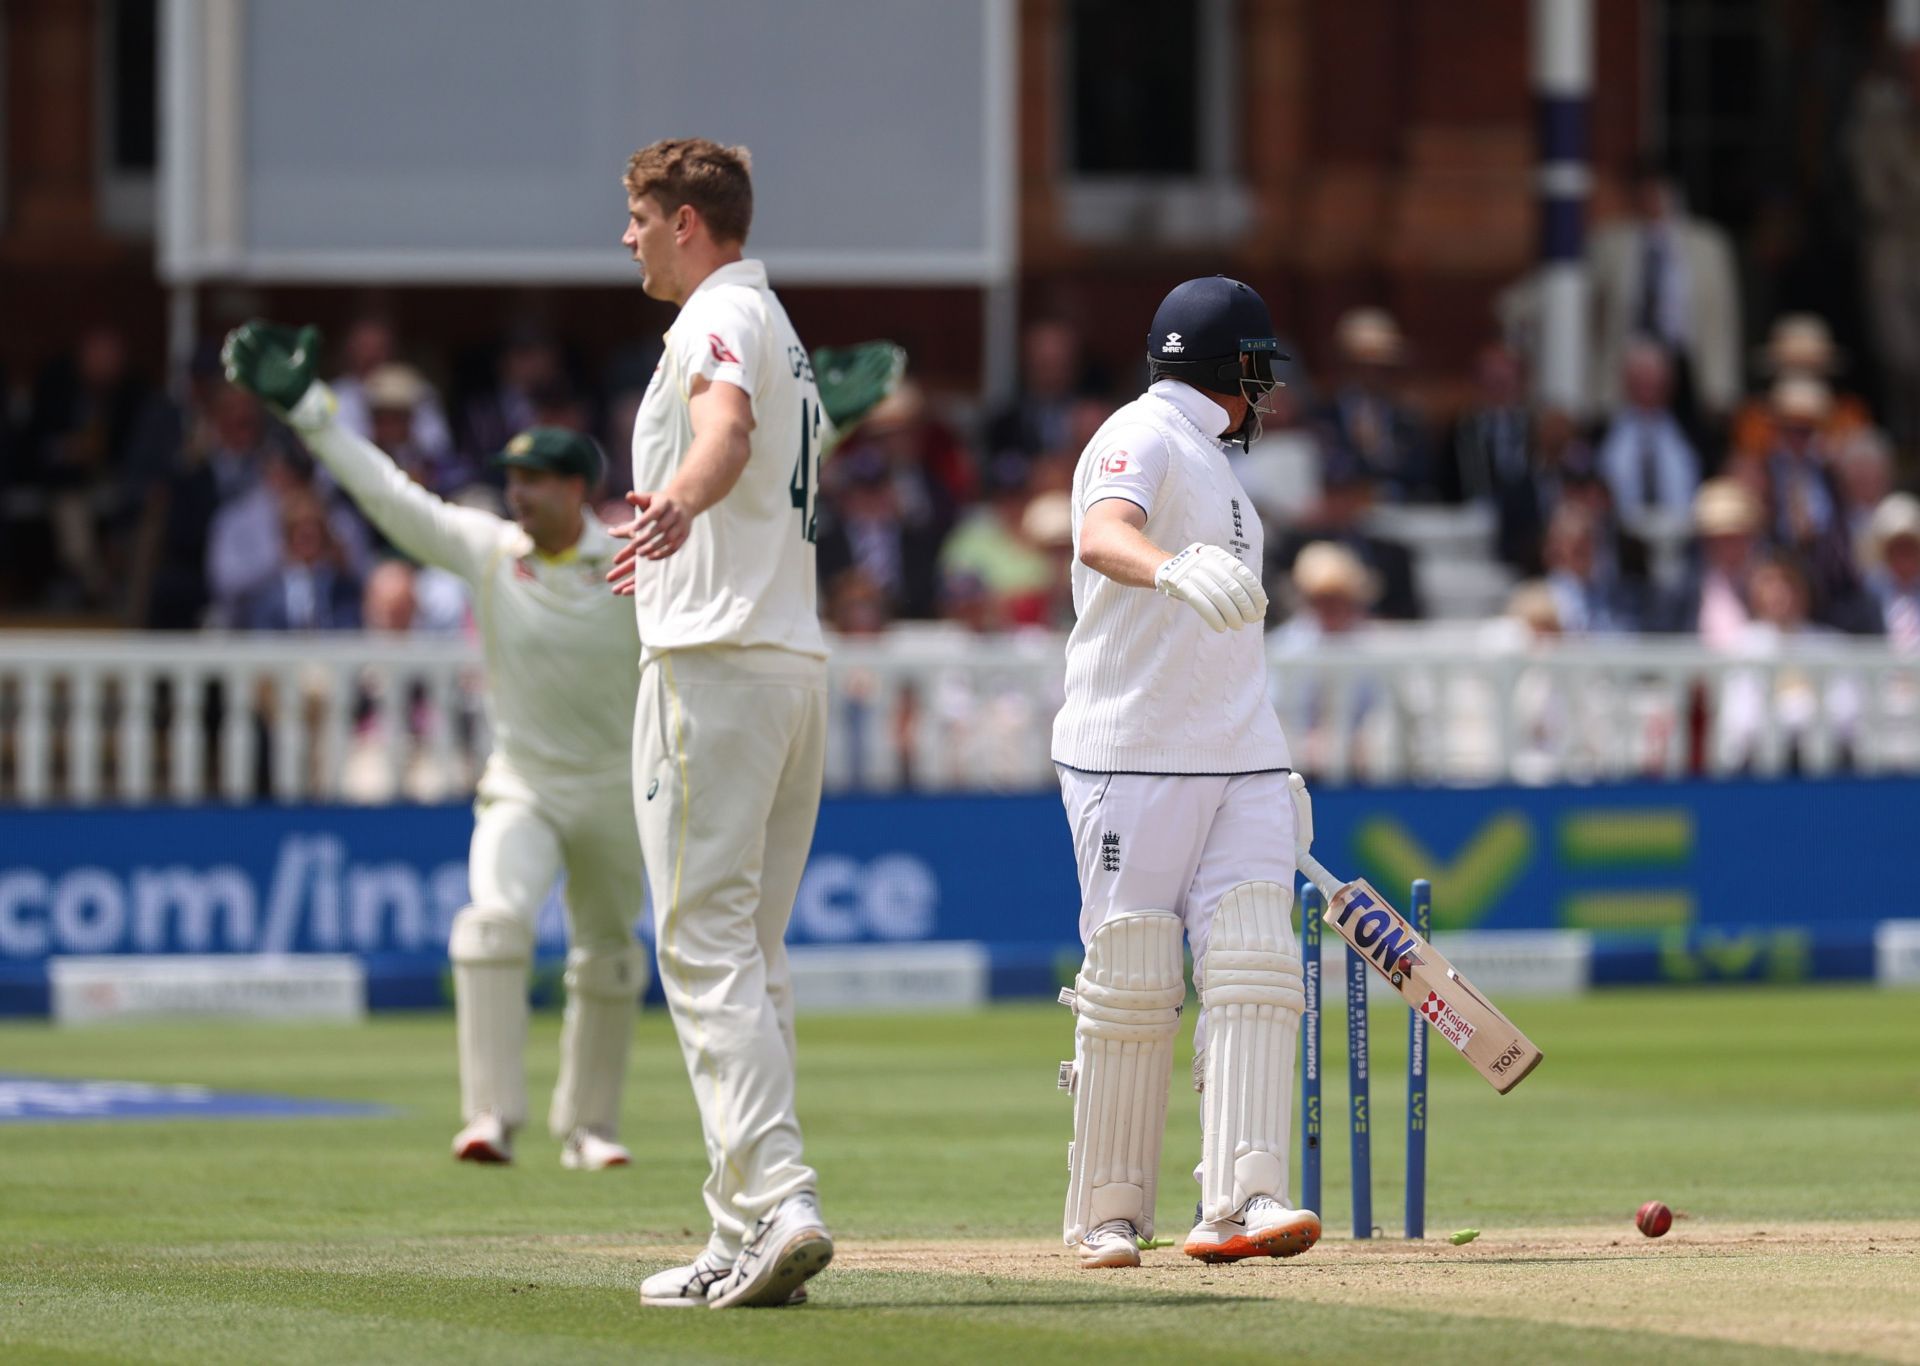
left=160, top=0, right=1014, bottom=284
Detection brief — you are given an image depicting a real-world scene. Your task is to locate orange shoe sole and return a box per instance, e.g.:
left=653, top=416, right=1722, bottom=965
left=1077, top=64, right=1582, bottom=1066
left=1183, top=1214, right=1322, bottom=1264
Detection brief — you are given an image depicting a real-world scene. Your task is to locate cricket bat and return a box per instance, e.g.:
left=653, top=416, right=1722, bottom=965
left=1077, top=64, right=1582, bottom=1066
left=1287, top=775, right=1543, bottom=1094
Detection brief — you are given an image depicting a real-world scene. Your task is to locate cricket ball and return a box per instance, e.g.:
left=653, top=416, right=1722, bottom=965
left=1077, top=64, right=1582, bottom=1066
left=1636, top=1200, right=1673, bottom=1238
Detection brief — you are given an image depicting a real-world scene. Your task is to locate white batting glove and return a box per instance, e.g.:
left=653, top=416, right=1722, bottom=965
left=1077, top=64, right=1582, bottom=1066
left=1153, top=543, right=1268, bottom=632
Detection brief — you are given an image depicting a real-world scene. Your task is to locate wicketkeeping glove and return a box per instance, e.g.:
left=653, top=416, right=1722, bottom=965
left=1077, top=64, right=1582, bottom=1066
left=812, top=340, right=907, bottom=435
left=221, top=321, right=324, bottom=417
left=1153, top=543, right=1268, bottom=632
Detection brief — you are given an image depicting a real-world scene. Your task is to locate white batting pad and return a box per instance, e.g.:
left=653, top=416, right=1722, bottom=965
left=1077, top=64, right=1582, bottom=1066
left=1061, top=910, right=1185, bottom=1243
left=549, top=942, right=647, bottom=1139
left=1197, top=881, right=1305, bottom=1221
left=449, top=905, right=534, bottom=1129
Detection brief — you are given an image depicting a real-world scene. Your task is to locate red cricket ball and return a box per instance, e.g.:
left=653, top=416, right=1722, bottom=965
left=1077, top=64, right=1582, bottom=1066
left=1636, top=1200, right=1673, bottom=1238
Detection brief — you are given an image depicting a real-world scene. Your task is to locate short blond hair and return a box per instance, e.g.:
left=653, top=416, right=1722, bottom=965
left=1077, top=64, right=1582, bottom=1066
left=623, top=138, right=754, bottom=245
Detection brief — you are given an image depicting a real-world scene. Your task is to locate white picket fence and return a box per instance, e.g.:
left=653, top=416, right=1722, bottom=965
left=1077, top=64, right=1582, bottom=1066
left=2, top=626, right=1918, bottom=805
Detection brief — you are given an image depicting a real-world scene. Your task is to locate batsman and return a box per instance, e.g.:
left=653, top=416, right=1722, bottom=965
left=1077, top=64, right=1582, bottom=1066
left=222, top=321, right=648, bottom=1171
left=1051, top=277, right=1320, bottom=1267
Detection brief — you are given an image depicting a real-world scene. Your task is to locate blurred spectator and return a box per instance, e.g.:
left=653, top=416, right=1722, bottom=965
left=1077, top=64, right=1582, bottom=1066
left=1595, top=339, right=1702, bottom=527
left=1730, top=315, right=1873, bottom=464
left=1450, top=341, right=1532, bottom=509
left=1835, top=427, right=1897, bottom=551
left=984, top=319, right=1102, bottom=475
left=1847, top=39, right=1920, bottom=459
left=815, top=445, right=942, bottom=620
left=1541, top=503, right=1639, bottom=633
left=1587, top=158, right=1741, bottom=439
left=1670, top=479, right=1762, bottom=645
left=125, top=345, right=229, bottom=628
left=824, top=566, right=892, bottom=635
left=240, top=489, right=363, bottom=631
left=1276, top=541, right=1376, bottom=648
left=1564, top=468, right=1654, bottom=588
left=364, top=364, right=476, bottom=497
left=1863, top=493, right=1920, bottom=650
left=330, top=316, right=455, bottom=464
left=1020, top=490, right=1077, bottom=629
left=1230, top=382, right=1322, bottom=531
left=1755, top=375, right=1867, bottom=625
left=341, top=561, right=470, bottom=803
left=1315, top=308, right=1432, bottom=501
left=461, top=331, right=562, bottom=459
left=839, top=379, right=971, bottom=536
left=1713, top=552, right=1861, bottom=772
left=1271, top=461, right=1420, bottom=620
left=203, top=388, right=367, bottom=628
left=24, top=326, right=152, bottom=608
left=937, top=457, right=1055, bottom=625
left=1504, top=580, right=1563, bottom=640
left=938, top=569, right=1008, bottom=633
left=203, top=392, right=308, bottom=625
left=1491, top=406, right=1594, bottom=575
left=1273, top=543, right=1385, bottom=781
left=362, top=559, right=418, bottom=633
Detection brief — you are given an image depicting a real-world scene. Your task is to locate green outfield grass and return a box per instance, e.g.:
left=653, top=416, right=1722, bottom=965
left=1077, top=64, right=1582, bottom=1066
left=2, top=987, right=1917, bottom=1364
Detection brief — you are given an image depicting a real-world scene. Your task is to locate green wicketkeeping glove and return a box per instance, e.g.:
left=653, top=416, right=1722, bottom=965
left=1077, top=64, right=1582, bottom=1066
left=812, top=340, right=907, bottom=433
left=221, top=320, right=324, bottom=413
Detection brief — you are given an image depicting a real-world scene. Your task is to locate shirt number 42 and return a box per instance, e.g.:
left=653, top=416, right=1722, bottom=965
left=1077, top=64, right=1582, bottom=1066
left=789, top=396, right=823, bottom=543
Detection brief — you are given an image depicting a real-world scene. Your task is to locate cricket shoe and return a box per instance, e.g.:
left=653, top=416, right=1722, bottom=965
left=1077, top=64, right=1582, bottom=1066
left=559, top=1129, right=631, bottom=1171
left=1183, top=1195, right=1321, bottom=1263
left=1075, top=1218, right=1143, bottom=1269
left=706, top=1193, right=834, bottom=1309
left=451, top=1113, right=513, bottom=1164
left=638, top=1251, right=808, bottom=1308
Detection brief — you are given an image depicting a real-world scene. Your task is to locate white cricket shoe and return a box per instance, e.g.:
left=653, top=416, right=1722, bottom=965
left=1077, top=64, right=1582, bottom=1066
left=1183, top=1195, right=1321, bottom=1263
left=706, top=1193, right=834, bottom=1309
left=451, top=1113, right=513, bottom=1165
left=559, top=1129, right=631, bottom=1171
left=639, top=1251, right=809, bottom=1309
left=1075, top=1218, right=1142, bottom=1269
left=640, top=1251, right=732, bottom=1308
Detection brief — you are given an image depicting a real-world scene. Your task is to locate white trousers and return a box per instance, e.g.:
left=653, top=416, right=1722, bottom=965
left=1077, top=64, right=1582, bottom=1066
left=633, top=645, right=826, bottom=1261
left=469, top=756, right=643, bottom=956
left=1056, top=766, right=1298, bottom=1051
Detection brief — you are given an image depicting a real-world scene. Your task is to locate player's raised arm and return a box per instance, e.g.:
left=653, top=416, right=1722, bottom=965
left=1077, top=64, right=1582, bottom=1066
left=222, top=321, right=506, bottom=583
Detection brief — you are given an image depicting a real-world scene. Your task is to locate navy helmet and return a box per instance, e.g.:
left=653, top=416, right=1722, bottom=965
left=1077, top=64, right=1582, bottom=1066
left=1146, top=276, right=1287, bottom=431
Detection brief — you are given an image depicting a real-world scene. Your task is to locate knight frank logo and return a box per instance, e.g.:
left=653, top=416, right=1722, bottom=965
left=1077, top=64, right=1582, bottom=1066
left=1420, top=991, right=1478, bottom=1053
left=1100, top=831, right=1121, bottom=873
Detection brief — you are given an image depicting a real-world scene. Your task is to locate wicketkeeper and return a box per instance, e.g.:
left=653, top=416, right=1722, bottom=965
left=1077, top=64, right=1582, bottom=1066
left=223, top=322, right=648, bottom=1171
left=1051, top=277, right=1322, bottom=1267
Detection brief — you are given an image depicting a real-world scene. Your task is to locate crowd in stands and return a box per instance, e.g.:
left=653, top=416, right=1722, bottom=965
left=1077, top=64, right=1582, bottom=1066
left=5, top=292, right=1920, bottom=662
left=5, top=147, right=1920, bottom=667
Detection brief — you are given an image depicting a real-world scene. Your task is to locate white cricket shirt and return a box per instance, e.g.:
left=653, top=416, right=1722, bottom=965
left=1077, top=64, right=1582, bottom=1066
left=302, top=408, right=639, bottom=780
left=628, top=258, right=827, bottom=660
left=1051, top=379, right=1292, bottom=775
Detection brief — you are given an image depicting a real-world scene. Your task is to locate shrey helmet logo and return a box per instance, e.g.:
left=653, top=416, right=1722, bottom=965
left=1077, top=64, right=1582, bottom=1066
left=1161, top=332, right=1185, bottom=354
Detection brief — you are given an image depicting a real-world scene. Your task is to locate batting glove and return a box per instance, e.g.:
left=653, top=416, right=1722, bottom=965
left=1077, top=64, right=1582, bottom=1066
left=1153, top=543, right=1268, bottom=632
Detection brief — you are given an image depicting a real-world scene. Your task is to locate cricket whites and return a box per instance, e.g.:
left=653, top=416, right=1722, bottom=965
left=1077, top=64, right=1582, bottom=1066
left=1287, top=774, right=1543, bottom=1094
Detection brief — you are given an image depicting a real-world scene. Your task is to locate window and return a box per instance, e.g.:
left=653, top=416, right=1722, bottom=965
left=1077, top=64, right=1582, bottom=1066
left=1069, top=0, right=1200, bottom=175
left=1059, top=0, right=1247, bottom=245
left=98, top=0, right=158, bottom=235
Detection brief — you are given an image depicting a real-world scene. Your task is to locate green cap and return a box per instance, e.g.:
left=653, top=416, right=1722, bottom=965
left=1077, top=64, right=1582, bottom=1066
left=491, top=427, right=604, bottom=486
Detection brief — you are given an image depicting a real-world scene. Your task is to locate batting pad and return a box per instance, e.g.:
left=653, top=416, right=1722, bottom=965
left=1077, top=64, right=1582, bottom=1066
left=1197, top=881, right=1305, bottom=1221
left=449, top=906, right=533, bottom=1129
left=548, top=942, right=647, bottom=1139
left=1060, top=910, right=1185, bottom=1243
